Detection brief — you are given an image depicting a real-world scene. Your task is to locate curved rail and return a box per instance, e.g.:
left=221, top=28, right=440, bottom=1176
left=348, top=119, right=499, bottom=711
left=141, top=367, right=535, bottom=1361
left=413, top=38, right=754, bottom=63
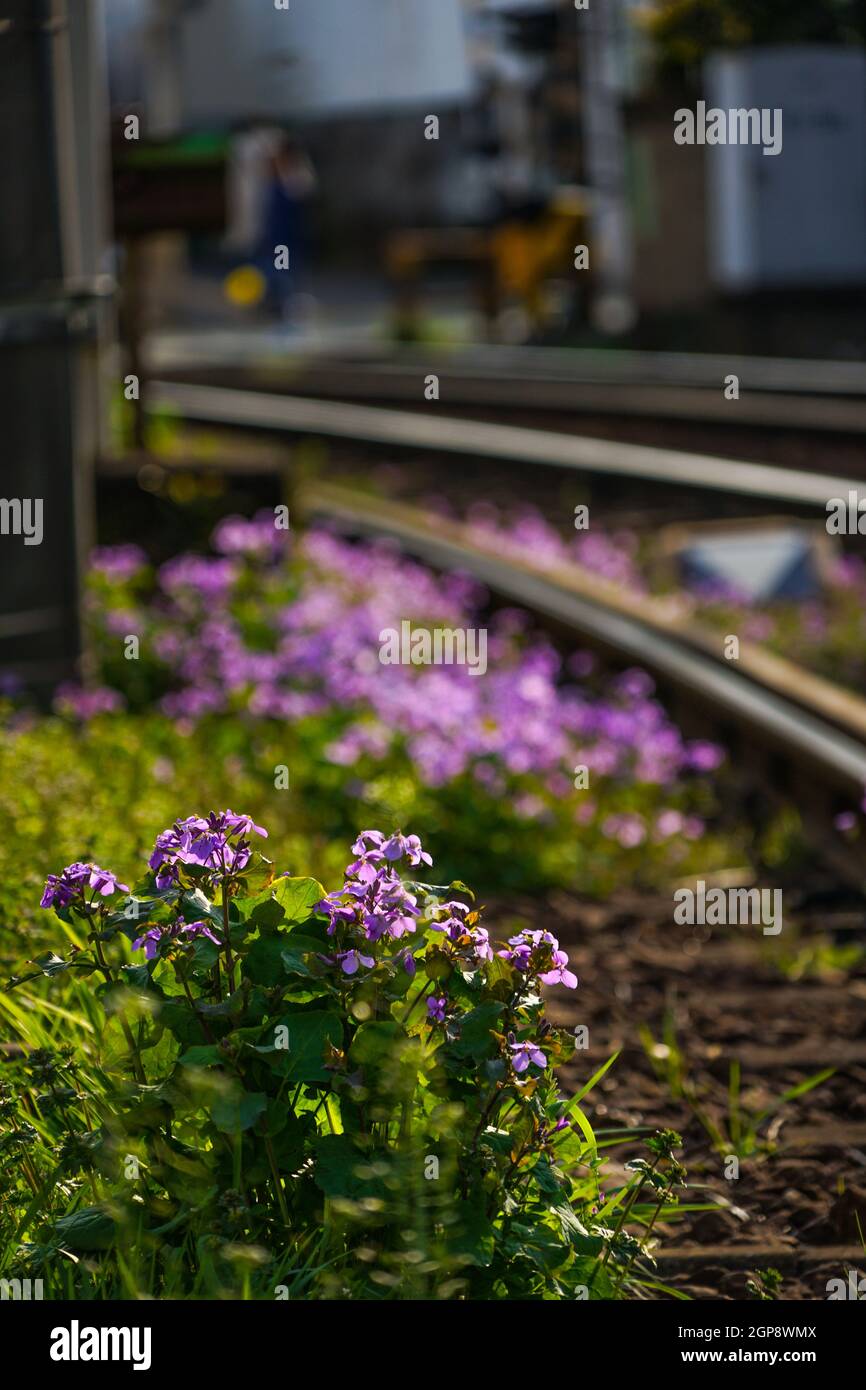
left=298, top=481, right=866, bottom=805
left=148, top=380, right=861, bottom=509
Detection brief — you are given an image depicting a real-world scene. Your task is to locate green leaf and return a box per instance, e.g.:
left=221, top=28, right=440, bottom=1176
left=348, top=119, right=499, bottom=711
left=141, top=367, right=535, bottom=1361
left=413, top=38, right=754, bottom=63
left=280, top=938, right=324, bottom=978
left=33, top=952, right=68, bottom=977
left=52, top=1206, right=117, bottom=1252
left=240, top=877, right=325, bottom=935
left=312, top=1133, right=379, bottom=1198
left=449, top=1001, right=504, bottom=1059
left=181, top=887, right=223, bottom=928
left=448, top=880, right=475, bottom=901
left=119, top=963, right=158, bottom=991
left=570, top=1256, right=617, bottom=1300
left=274, top=876, right=325, bottom=925
left=255, top=1010, right=342, bottom=1082
left=501, top=1217, right=571, bottom=1275
left=348, top=1020, right=402, bottom=1067
left=450, top=1191, right=494, bottom=1266
left=553, top=1203, right=605, bottom=1256
left=211, top=1089, right=267, bottom=1133
left=567, top=1102, right=598, bottom=1162
left=569, top=1051, right=621, bottom=1107
left=242, top=932, right=323, bottom=986
left=177, top=1045, right=221, bottom=1068
left=158, top=996, right=216, bottom=1048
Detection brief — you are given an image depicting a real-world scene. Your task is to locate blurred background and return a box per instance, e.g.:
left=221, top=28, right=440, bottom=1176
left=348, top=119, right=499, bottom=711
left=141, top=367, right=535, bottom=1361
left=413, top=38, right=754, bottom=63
left=2, top=0, right=865, bottom=686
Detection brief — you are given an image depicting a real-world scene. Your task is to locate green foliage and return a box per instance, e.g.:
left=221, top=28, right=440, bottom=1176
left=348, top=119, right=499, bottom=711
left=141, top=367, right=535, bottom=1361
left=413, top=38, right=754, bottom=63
left=642, top=0, right=866, bottom=81
left=0, top=832, right=687, bottom=1301
left=747, top=1267, right=784, bottom=1301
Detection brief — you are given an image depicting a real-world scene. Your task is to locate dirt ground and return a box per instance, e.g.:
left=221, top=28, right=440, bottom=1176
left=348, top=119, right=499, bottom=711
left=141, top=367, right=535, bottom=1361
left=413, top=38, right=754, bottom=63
left=488, top=882, right=866, bottom=1300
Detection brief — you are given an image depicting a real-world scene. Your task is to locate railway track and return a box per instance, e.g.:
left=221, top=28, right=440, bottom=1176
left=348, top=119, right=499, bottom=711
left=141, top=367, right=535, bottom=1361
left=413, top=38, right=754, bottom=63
left=144, top=379, right=861, bottom=509
left=153, top=342, right=866, bottom=475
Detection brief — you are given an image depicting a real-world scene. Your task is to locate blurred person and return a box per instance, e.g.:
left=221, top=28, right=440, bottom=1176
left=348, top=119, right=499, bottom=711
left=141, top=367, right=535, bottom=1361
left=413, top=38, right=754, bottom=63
left=223, top=121, right=283, bottom=259
left=257, top=133, right=317, bottom=323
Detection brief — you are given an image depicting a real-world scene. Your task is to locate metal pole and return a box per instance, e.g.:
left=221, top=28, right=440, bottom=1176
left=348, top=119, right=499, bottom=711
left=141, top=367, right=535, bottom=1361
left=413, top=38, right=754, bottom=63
left=577, top=0, right=636, bottom=335
left=0, top=0, right=112, bottom=695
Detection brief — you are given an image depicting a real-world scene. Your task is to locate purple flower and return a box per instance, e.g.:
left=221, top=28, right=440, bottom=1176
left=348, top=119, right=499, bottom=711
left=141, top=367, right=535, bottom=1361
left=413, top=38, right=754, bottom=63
left=397, top=947, right=417, bottom=976
left=470, top=926, right=494, bottom=964
left=380, top=832, right=433, bottom=867
left=40, top=862, right=129, bottom=911
left=133, top=918, right=221, bottom=960
left=427, top=900, right=470, bottom=939
left=539, top=950, right=578, bottom=990
left=334, top=948, right=375, bottom=976
left=687, top=740, right=725, bottom=773
left=351, top=830, right=385, bottom=855
left=427, top=995, right=447, bottom=1023
left=509, top=1040, right=547, bottom=1073
left=315, top=891, right=359, bottom=936
left=498, top=929, right=578, bottom=990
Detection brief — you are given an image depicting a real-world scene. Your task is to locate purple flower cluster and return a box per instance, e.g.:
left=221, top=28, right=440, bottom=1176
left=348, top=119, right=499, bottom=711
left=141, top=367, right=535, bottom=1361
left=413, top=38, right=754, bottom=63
left=149, top=810, right=268, bottom=889
left=53, top=683, right=126, bottom=720
left=133, top=917, right=220, bottom=960
left=464, top=502, right=646, bottom=593
left=40, top=861, right=129, bottom=911
left=90, top=544, right=147, bottom=583
left=498, top=929, right=578, bottom=990
left=36, top=820, right=580, bottom=1098
left=317, top=830, right=431, bottom=975
left=212, top=511, right=289, bottom=560
left=426, top=899, right=494, bottom=967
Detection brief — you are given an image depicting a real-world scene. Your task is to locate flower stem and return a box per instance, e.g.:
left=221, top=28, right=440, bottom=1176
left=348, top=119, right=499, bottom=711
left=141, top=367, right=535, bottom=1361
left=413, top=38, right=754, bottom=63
left=265, top=1135, right=290, bottom=1227
left=90, top=931, right=147, bottom=1085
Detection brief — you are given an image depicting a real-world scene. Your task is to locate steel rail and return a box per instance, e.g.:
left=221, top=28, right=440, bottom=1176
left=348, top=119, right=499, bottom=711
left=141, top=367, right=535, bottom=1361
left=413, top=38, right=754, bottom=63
left=149, top=379, right=860, bottom=508
left=149, top=335, right=866, bottom=395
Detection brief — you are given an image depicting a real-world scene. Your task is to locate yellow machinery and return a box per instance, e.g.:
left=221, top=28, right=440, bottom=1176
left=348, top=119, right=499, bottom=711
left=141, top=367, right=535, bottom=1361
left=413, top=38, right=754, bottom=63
left=385, top=186, right=589, bottom=339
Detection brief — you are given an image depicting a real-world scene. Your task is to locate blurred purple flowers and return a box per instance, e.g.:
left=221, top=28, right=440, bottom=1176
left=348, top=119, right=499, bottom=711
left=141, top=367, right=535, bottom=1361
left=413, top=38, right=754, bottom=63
left=53, top=683, right=126, bottom=720
left=78, top=522, right=722, bottom=821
